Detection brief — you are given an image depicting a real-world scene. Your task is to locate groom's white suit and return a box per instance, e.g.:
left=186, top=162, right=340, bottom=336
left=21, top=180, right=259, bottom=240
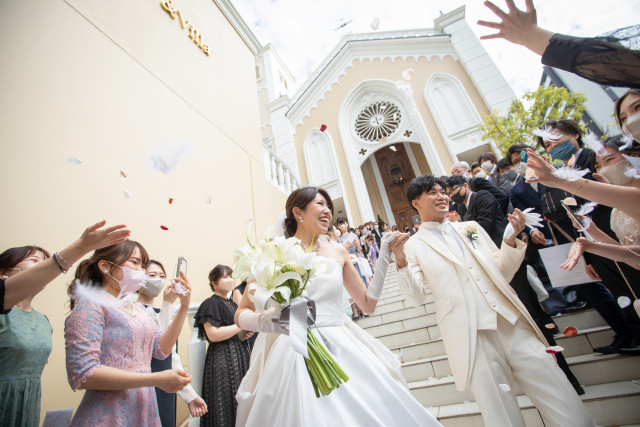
left=398, top=219, right=593, bottom=427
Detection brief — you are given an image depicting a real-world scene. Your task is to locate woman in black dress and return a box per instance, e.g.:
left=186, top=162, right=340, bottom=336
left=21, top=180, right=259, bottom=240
left=194, top=265, right=251, bottom=427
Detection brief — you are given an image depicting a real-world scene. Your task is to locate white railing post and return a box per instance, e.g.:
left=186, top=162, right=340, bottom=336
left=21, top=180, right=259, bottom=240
left=186, top=302, right=206, bottom=427
left=261, top=145, right=302, bottom=196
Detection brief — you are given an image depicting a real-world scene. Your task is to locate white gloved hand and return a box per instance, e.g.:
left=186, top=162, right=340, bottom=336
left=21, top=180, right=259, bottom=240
left=367, top=232, right=396, bottom=301
left=237, top=310, right=289, bottom=335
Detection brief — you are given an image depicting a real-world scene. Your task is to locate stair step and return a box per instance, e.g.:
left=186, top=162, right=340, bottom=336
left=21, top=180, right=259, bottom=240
left=554, top=326, right=615, bottom=357
left=432, top=380, right=640, bottom=426
left=553, top=309, right=607, bottom=331
left=402, top=351, right=640, bottom=387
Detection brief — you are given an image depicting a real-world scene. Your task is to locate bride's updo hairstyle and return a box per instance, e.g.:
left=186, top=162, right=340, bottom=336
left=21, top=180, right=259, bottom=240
left=284, top=186, right=334, bottom=238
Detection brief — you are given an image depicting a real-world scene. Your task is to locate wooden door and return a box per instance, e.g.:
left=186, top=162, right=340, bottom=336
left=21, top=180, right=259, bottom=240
left=374, top=144, right=416, bottom=230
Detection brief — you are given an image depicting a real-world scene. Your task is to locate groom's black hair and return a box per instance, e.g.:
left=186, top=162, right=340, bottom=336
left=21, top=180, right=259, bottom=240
left=406, top=174, right=447, bottom=207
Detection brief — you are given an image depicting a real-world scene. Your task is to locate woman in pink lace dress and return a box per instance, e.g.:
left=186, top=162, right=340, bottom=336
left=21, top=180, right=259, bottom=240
left=65, top=240, right=192, bottom=426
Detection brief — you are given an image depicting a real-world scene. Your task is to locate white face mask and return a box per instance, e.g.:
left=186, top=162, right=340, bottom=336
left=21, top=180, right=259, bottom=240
left=481, top=161, right=494, bottom=173
left=338, top=223, right=348, bottom=233
left=598, top=159, right=634, bottom=186
left=106, top=262, right=148, bottom=294
left=474, top=170, right=487, bottom=179
left=514, top=162, right=528, bottom=176
left=623, top=113, right=640, bottom=141
left=140, top=277, right=165, bottom=298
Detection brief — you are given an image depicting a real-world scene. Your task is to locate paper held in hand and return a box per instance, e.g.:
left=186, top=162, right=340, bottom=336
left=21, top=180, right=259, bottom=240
left=538, top=243, right=596, bottom=288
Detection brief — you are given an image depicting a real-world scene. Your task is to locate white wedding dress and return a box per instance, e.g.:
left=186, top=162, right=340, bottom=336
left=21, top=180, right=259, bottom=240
left=235, top=261, right=442, bottom=427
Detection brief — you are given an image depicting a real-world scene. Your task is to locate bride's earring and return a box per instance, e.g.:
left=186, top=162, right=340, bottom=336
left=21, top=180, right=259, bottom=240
left=299, top=216, right=303, bottom=223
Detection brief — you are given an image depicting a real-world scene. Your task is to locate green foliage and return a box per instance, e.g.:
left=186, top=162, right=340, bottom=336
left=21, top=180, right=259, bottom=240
left=377, top=214, right=385, bottom=233
left=479, top=85, right=588, bottom=154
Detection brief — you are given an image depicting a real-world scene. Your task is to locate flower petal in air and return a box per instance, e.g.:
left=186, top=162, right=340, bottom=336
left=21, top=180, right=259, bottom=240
left=498, top=384, right=510, bottom=392
left=563, top=326, right=577, bottom=337
left=320, top=124, right=327, bottom=132
left=402, top=68, right=414, bottom=81
left=618, top=296, right=632, bottom=308
left=160, top=225, right=169, bottom=231
left=545, top=346, right=564, bottom=354
left=66, top=157, right=83, bottom=165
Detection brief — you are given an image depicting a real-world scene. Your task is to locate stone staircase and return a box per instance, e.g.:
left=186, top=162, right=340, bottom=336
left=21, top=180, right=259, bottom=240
left=359, top=264, right=640, bottom=426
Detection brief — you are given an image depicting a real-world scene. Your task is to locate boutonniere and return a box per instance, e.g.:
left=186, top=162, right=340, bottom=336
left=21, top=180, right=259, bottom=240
left=465, top=225, right=479, bottom=249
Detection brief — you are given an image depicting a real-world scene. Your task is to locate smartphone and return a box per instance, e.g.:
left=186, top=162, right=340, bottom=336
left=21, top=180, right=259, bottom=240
left=519, top=149, right=529, bottom=164
left=173, top=257, right=188, bottom=295
left=174, top=256, right=188, bottom=278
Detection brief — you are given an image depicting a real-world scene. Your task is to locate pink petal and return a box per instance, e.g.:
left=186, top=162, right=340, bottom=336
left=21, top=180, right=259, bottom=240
left=204, top=195, right=213, bottom=205
left=320, top=124, right=327, bottom=132
left=545, top=345, right=564, bottom=354
left=402, top=68, right=414, bottom=81
left=563, top=326, right=577, bottom=337
left=169, top=197, right=174, bottom=204
left=160, top=225, right=169, bottom=231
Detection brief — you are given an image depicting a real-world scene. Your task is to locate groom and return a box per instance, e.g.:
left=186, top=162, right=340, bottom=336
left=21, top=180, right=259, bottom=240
left=392, top=175, right=593, bottom=427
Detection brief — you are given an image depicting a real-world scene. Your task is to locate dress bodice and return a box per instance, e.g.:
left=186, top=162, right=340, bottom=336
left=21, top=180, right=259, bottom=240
left=303, top=258, right=344, bottom=327
left=611, top=207, right=640, bottom=246
left=0, top=308, right=52, bottom=380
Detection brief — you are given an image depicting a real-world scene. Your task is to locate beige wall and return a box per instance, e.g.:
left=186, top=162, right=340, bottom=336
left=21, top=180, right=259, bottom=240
left=293, top=55, right=491, bottom=223
left=0, top=0, right=285, bottom=424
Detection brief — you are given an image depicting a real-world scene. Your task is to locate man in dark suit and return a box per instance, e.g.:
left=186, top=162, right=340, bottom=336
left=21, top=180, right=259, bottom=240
left=450, top=161, right=510, bottom=216
left=446, top=175, right=508, bottom=248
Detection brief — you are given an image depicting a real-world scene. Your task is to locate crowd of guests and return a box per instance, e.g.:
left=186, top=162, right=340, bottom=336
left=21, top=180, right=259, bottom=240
left=1, top=0, right=639, bottom=424
left=438, top=89, right=640, bottom=375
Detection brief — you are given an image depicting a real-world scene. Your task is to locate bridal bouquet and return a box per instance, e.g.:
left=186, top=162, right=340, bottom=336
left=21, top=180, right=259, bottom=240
left=233, top=222, right=349, bottom=397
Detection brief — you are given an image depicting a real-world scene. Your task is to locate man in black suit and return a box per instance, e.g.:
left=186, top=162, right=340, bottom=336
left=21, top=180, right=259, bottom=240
left=450, top=161, right=510, bottom=216
left=446, top=174, right=508, bottom=248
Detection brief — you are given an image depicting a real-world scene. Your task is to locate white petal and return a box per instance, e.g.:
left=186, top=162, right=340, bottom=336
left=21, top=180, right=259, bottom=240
left=618, top=296, right=632, bottom=308
left=532, top=126, right=561, bottom=141
left=552, top=167, right=589, bottom=181
left=66, top=157, right=83, bottom=165
left=499, top=383, right=511, bottom=392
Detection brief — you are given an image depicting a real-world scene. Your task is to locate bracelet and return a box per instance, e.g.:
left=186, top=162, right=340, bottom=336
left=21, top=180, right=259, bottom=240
left=53, top=252, right=72, bottom=274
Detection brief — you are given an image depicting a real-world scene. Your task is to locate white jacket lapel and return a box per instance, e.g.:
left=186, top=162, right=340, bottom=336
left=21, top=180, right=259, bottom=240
left=415, top=227, right=464, bottom=267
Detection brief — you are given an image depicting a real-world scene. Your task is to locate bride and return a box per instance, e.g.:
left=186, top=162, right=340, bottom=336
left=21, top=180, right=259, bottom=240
left=234, top=186, right=442, bottom=426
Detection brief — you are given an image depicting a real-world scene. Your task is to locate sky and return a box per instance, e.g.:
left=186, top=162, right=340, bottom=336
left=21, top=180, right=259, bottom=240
left=230, top=0, right=640, bottom=97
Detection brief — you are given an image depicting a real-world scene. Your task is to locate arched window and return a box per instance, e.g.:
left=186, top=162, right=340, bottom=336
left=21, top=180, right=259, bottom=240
left=425, top=75, right=479, bottom=136
left=304, top=130, right=338, bottom=185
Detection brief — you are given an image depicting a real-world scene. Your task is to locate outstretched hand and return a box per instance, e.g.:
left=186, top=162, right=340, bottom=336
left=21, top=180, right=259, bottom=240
left=524, top=148, right=561, bottom=186
left=78, top=220, right=131, bottom=253
left=477, top=0, right=553, bottom=55
left=560, top=237, right=589, bottom=271
left=504, top=209, right=526, bottom=248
